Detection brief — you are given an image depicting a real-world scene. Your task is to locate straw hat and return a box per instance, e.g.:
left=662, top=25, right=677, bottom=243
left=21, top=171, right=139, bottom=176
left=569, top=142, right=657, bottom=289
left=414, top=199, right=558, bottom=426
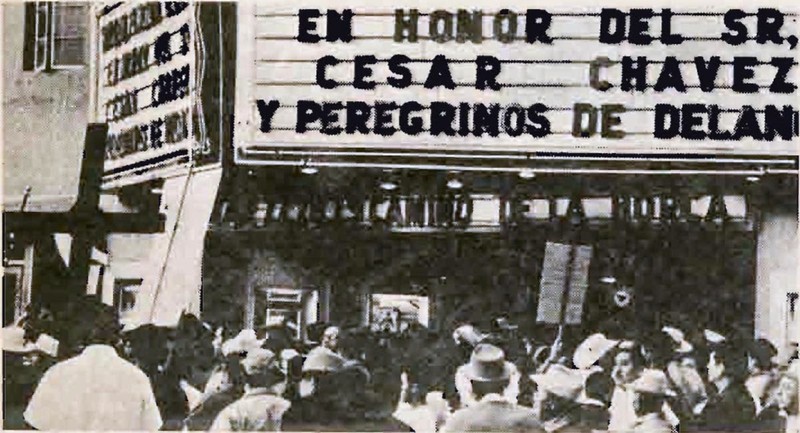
left=704, top=329, right=727, bottom=345
left=2, top=325, right=37, bottom=353
left=573, top=333, right=620, bottom=369
left=221, top=329, right=264, bottom=356
left=241, top=348, right=279, bottom=376
left=495, top=317, right=519, bottom=331
left=453, top=325, right=486, bottom=347
left=462, top=344, right=514, bottom=383
left=631, top=369, right=677, bottom=397
left=662, top=326, right=694, bottom=354
left=530, top=364, right=604, bottom=407
left=302, top=347, right=345, bottom=373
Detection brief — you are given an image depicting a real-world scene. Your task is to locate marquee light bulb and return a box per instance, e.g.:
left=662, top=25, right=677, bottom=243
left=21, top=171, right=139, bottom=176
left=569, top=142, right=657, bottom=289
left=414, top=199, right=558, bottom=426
left=380, top=181, right=398, bottom=191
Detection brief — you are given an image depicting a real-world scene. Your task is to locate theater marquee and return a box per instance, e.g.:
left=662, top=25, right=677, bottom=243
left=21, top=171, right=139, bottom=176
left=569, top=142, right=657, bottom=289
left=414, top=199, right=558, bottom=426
left=233, top=0, right=799, bottom=170
left=94, top=2, right=201, bottom=188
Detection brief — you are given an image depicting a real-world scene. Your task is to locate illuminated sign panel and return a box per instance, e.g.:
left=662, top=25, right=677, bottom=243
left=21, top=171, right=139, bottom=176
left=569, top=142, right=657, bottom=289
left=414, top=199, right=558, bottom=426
left=233, top=1, right=799, bottom=169
left=96, top=1, right=202, bottom=188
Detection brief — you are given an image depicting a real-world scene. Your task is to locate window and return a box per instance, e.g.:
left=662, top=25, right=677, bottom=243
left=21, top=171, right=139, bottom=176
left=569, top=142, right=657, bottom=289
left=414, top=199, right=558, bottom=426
left=2, top=244, right=34, bottom=326
left=254, top=288, right=318, bottom=340
left=3, top=268, right=23, bottom=327
left=370, top=294, right=429, bottom=333
left=114, top=278, right=143, bottom=319
left=23, top=2, right=87, bottom=71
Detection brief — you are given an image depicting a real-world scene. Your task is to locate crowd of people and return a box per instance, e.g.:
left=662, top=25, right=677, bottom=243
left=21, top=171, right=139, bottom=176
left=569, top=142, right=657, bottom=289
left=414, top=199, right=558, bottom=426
left=3, top=295, right=799, bottom=432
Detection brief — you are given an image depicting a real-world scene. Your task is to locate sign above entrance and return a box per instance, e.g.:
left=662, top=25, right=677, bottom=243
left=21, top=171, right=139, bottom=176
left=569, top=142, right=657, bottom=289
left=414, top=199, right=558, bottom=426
left=234, top=1, right=799, bottom=168
left=232, top=193, right=749, bottom=232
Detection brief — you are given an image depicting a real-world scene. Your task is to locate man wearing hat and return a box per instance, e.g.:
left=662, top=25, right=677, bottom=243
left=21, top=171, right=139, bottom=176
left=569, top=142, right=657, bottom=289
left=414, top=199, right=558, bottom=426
left=210, top=348, right=291, bottom=431
left=746, top=338, right=780, bottom=416
left=630, top=369, right=677, bottom=433
left=699, top=342, right=757, bottom=429
left=661, top=326, right=707, bottom=429
left=455, top=347, right=521, bottom=408
left=2, top=324, right=59, bottom=427
left=531, top=364, right=606, bottom=433
left=608, top=342, right=645, bottom=432
left=23, top=303, right=162, bottom=431
left=442, top=344, right=543, bottom=433
left=285, top=328, right=357, bottom=424
left=776, top=361, right=799, bottom=433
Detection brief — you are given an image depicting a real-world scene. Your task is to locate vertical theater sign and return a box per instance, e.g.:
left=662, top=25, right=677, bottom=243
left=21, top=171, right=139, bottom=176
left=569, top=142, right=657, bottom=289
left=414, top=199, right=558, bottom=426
left=95, top=1, right=202, bottom=188
left=89, top=2, right=228, bottom=327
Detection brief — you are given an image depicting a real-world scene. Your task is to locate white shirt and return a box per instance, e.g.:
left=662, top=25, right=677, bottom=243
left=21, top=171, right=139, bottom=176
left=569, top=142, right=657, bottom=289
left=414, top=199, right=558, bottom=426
left=609, top=385, right=638, bottom=432
left=24, top=345, right=163, bottom=431
left=210, top=388, right=291, bottom=431
left=393, top=399, right=451, bottom=433
left=784, top=413, right=799, bottom=433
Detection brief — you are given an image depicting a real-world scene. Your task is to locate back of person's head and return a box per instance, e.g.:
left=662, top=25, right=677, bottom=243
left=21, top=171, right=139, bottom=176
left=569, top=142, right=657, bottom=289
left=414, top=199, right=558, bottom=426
left=242, top=348, right=285, bottom=389
left=714, top=344, right=749, bottom=381
left=406, top=381, right=430, bottom=406
left=636, top=392, right=665, bottom=416
left=81, top=300, right=121, bottom=347
left=471, top=378, right=509, bottom=400
left=585, top=371, right=614, bottom=405
left=748, top=338, right=777, bottom=372
left=306, top=322, right=329, bottom=343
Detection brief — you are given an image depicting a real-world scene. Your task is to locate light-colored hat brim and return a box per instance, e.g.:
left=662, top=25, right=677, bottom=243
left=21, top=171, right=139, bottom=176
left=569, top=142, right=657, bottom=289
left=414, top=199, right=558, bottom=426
left=633, top=386, right=677, bottom=397
left=463, top=361, right=514, bottom=383
left=3, top=341, right=38, bottom=354
left=530, top=377, right=592, bottom=403
left=704, top=329, right=727, bottom=344
left=676, top=340, right=694, bottom=354
left=573, top=334, right=620, bottom=369
left=575, top=392, right=606, bottom=407
left=2, top=326, right=38, bottom=354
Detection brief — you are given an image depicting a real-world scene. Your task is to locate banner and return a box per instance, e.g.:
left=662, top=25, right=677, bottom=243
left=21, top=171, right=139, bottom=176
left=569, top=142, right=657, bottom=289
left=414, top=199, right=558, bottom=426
left=536, top=242, right=593, bottom=324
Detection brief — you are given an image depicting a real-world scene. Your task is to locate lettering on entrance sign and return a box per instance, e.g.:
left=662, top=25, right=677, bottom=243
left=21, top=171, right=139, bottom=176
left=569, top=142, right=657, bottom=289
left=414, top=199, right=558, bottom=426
left=252, top=194, right=479, bottom=231
left=235, top=2, right=800, bottom=165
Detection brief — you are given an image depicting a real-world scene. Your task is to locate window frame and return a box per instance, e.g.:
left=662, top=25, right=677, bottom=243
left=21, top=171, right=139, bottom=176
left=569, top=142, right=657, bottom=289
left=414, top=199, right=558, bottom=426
left=32, top=1, right=50, bottom=71
left=114, top=277, right=144, bottom=318
left=31, top=1, right=87, bottom=72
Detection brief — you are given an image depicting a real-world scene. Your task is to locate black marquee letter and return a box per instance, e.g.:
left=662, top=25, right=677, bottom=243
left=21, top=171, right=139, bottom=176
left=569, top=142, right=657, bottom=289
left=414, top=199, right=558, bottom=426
left=256, top=100, right=280, bottom=133
left=475, top=56, right=502, bottom=90
left=599, top=9, right=626, bottom=44
left=425, top=55, right=456, bottom=89
left=316, top=55, right=339, bottom=89
left=298, top=9, right=322, bottom=43
left=525, top=10, right=553, bottom=44
left=721, top=10, right=748, bottom=45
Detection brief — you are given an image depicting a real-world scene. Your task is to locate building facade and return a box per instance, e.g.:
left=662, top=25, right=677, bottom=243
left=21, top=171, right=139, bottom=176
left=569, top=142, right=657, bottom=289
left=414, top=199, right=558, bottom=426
left=3, top=2, right=95, bottom=324
left=3, top=2, right=797, bottom=360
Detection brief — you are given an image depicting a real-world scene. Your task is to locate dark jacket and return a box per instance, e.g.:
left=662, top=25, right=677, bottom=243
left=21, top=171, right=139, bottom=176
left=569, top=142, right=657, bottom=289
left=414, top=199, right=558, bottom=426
left=699, top=381, right=756, bottom=430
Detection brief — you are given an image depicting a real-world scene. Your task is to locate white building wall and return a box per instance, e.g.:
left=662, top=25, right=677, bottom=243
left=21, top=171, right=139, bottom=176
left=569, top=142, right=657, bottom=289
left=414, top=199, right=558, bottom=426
left=118, top=168, right=222, bottom=329
left=2, top=3, right=89, bottom=201
left=755, top=210, right=799, bottom=360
